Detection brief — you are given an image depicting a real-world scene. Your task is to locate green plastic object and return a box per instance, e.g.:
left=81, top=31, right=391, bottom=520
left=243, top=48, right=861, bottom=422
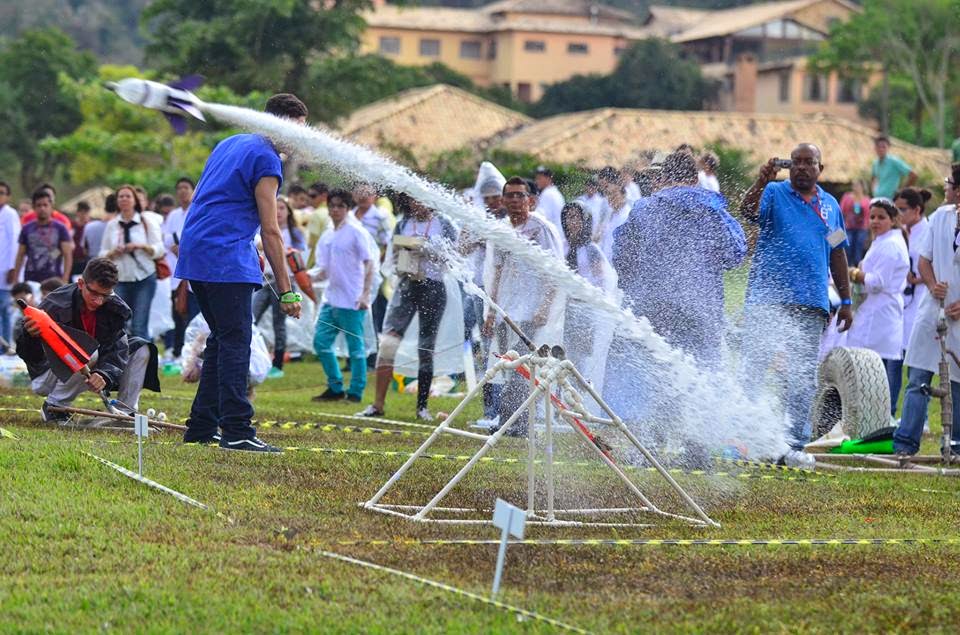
left=829, top=438, right=895, bottom=454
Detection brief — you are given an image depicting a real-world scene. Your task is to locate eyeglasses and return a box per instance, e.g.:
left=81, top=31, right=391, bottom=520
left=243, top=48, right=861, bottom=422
left=503, top=192, right=527, bottom=199
left=81, top=284, right=114, bottom=301
left=895, top=205, right=911, bottom=213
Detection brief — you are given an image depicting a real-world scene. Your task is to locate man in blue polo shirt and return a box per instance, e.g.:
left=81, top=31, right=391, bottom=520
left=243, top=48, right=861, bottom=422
left=738, top=144, right=853, bottom=461
left=176, top=93, right=305, bottom=453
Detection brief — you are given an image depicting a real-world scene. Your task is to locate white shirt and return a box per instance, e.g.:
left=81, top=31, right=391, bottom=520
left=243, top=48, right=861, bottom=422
left=0, top=204, right=20, bottom=290
left=162, top=206, right=187, bottom=287
left=394, top=216, right=454, bottom=282
left=846, top=230, right=910, bottom=359
left=572, top=243, right=618, bottom=295
left=350, top=204, right=393, bottom=250
left=314, top=219, right=371, bottom=310
left=100, top=212, right=165, bottom=282
left=903, top=217, right=930, bottom=350
left=905, top=204, right=960, bottom=374
left=698, top=171, right=720, bottom=192
left=536, top=184, right=565, bottom=235
left=575, top=192, right=604, bottom=220
left=593, top=198, right=631, bottom=262
left=492, top=214, right=564, bottom=322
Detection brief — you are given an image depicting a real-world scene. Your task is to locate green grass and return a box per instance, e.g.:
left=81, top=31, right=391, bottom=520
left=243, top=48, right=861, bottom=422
left=2, top=360, right=960, bottom=634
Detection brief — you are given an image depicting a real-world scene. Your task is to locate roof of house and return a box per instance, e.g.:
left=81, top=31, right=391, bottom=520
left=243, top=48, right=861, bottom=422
left=642, top=5, right=710, bottom=37
left=364, top=0, right=645, bottom=37
left=338, top=84, right=532, bottom=164
left=670, top=0, right=832, bottom=43
left=497, top=108, right=950, bottom=182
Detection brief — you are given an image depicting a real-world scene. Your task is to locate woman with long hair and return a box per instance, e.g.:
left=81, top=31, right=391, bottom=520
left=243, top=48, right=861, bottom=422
left=100, top=184, right=164, bottom=339
left=560, top=202, right=618, bottom=390
left=252, top=196, right=306, bottom=378
left=846, top=197, right=910, bottom=415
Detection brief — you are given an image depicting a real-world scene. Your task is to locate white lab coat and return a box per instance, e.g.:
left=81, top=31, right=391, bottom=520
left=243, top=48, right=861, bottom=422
left=902, top=217, right=930, bottom=350
left=846, top=229, right=909, bottom=359
left=905, top=205, right=960, bottom=374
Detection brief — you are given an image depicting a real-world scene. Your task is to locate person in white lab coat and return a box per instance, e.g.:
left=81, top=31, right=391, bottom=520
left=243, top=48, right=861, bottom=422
left=845, top=198, right=910, bottom=413
left=890, top=186, right=932, bottom=412
left=894, top=165, right=960, bottom=456
left=534, top=166, right=565, bottom=242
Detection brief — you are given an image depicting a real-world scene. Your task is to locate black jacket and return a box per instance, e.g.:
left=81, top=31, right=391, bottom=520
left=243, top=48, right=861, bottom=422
left=16, top=284, right=132, bottom=391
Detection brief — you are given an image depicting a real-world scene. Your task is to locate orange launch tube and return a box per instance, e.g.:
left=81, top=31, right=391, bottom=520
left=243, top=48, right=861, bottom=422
left=16, top=300, right=91, bottom=373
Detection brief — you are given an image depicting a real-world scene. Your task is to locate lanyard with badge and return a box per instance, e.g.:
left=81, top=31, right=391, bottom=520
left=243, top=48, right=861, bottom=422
left=805, top=192, right=846, bottom=248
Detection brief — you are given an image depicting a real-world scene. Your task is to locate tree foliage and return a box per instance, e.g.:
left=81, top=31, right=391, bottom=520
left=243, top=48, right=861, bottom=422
left=41, top=65, right=267, bottom=196
left=0, top=27, right=97, bottom=192
left=810, top=0, right=960, bottom=147
left=532, top=39, right=714, bottom=117
left=141, top=0, right=370, bottom=96
left=303, top=54, right=524, bottom=123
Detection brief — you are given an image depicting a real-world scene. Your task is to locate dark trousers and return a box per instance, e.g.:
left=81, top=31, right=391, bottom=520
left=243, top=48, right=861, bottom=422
left=495, top=320, right=536, bottom=436
left=184, top=281, right=257, bottom=442
left=383, top=278, right=446, bottom=411
left=164, top=288, right=200, bottom=357
left=252, top=284, right=287, bottom=369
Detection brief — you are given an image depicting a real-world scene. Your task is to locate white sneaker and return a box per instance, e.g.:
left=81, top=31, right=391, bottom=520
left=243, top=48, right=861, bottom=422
left=780, top=449, right=816, bottom=470
left=470, top=416, right=500, bottom=430
left=416, top=408, right=434, bottom=422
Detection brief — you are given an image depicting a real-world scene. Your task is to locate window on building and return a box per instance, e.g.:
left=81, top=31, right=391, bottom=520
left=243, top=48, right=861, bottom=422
left=778, top=71, right=791, bottom=103
left=459, top=40, right=482, bottom=59
left=488, top=39, right=497, bottom=59
left=803, top=73, right=828, bottom=102
left=517, top=82, right=532, bottom=102
left=614, top=46, right=626, bottom=57
left=524, top=40, right=545, bottom=52
left=567, top=42, right=589, bottom=54
left=419, top=39, right=441, bottom=57
left=838, top=77, right=861, bottom=103
left=379, top=36, right=400, bottom=56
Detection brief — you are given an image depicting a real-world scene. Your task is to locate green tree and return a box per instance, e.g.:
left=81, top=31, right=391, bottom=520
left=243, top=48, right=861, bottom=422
left=303, top=54, right=523, bottom=123
left=0, top=28, right=97, bottom=192
left=141, top=0, right=370, bottom=96
left=532, top=39, right=713, bottom=117
left=42, top=65, right=267, bottom=195
left=811, top=0, right=960, bottom=147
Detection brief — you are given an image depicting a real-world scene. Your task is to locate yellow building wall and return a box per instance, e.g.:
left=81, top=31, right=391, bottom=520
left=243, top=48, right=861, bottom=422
left=362, top=27, right=493, bottom=85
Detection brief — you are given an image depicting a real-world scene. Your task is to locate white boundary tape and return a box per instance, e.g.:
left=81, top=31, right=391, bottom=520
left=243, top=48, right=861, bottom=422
left=315, top=548, right=591, bottom=633
left=83, top=451, right=211, bottom=511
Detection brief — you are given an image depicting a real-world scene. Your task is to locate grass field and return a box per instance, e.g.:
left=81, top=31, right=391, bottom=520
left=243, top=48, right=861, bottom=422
left=2, top=352, right=960, bottom=634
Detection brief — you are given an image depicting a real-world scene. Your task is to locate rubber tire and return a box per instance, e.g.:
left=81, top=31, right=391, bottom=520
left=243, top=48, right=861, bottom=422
left=811, top=347, right=891, bottom=440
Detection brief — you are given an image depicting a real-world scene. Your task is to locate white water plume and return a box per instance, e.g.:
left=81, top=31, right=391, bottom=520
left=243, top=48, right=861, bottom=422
left=200, top=103, right=789, bottom=459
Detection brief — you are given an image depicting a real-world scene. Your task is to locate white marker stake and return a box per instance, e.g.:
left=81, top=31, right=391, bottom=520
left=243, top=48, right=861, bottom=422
left=491, top=498, right=526, bottom=598
left=134, top=413, right=149, bottom=476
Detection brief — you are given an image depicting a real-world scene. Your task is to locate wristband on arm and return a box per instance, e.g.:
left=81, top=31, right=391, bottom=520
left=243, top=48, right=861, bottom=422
left=280, top=291, right=302, bottom=304
left=840, top=298, right=852, bottom=306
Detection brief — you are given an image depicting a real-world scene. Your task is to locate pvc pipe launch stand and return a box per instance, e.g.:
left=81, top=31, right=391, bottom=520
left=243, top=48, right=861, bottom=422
left=363, top=349, right=719, bottom=528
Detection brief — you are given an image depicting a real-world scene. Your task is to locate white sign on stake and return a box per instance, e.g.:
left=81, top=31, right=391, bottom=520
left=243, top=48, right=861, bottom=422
left=491, top=498, right=526, bottom=598
left=134, top=413, right=148, bottom=476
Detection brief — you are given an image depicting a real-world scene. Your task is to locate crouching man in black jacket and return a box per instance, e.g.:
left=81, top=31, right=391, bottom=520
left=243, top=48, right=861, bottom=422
left=16, top=257, right=159, bottom=422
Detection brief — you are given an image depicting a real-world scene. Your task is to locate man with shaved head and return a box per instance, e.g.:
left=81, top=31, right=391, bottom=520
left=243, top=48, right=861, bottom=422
left=738, top=143, right=853, bottom=464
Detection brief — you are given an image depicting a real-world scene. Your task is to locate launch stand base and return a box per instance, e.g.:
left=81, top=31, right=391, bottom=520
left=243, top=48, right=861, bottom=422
left=48, top=405, right=185, bottom=433
left=364, top=350, right=719, bottom=529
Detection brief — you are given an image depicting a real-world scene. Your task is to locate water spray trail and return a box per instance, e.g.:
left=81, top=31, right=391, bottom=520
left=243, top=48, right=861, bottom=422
left=200, top=103, right=789, bottom=458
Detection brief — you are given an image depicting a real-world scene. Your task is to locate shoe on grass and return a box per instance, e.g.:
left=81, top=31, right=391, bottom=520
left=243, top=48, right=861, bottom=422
left=416, top=408, right=434, bottom=422
left=311, top=388, right=345, bottom=402
left=266, top=367, right=285, bottom=379
left=184, top=433, right=222, bottom=445
left=357, top=405, right=385, bottom=417
left=345, top=393, right=362, bottom=403
left=219, top=437, right=283, bottom=453
left=41, top=401, right=70, bottom=423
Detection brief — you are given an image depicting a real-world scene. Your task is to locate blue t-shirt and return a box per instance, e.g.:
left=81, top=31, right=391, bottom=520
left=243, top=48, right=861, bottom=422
left=745, top=180, right=846, bottom=313
left=175, top=134, right=283, bottom=285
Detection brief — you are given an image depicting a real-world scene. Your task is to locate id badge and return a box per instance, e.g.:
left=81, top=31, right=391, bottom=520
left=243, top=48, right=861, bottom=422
left=826, top=228, right=846, bottom=249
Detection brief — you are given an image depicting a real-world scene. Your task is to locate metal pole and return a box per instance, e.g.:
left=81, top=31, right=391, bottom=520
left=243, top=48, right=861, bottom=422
left=544, top=372, right=555, bottom=522
left=137, top=433, right=143, bottom=477
left=526, top=359, right=538, bottom=516
left=491, top=518, right=511, bottom=597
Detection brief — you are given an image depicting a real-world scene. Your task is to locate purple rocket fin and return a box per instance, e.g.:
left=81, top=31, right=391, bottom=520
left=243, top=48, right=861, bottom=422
left=164, top=112, right=188, bottom=135
left=169, top=74, right=204, bottom=92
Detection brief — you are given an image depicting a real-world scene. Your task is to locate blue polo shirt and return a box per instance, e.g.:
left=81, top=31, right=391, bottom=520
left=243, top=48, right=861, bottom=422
left=175, top=134, right=282, bottom=285
left=745, top=180, right=846, bottom=313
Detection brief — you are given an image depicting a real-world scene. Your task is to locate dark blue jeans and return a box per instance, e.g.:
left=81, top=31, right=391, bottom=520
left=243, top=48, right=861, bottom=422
left=845, top=228, right=869, bottom=266
left=894, top=366, right=960, bottom=454
left=885, top=357, right=904, bottom=416
left=184, top=281, right=257, bottom=442
left=116, top=274, right=157, bottom=340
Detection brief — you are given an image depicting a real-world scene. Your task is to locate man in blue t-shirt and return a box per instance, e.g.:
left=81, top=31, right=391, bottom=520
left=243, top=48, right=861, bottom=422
left=175, top=93, right=306, bottom=453
left=738, top=144, right=854, bottom=460
left=871, top=135, right=916, bottom=200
